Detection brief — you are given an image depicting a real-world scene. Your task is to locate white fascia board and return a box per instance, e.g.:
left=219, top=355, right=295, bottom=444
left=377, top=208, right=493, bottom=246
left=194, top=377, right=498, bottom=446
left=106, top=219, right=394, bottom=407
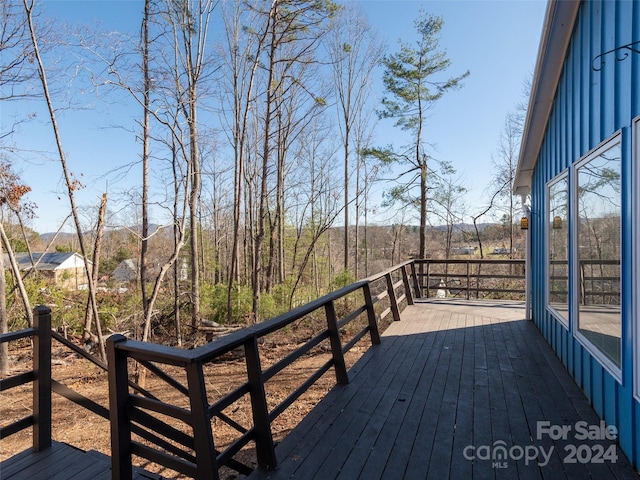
left=513, top=0, right=581, bottom=196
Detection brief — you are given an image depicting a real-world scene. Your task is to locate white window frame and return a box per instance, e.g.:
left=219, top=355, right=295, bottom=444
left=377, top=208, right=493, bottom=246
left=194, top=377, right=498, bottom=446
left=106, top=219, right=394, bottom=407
left=572, top=131, right=623, bottom=383
left=546, top=171, right=570, bottom=329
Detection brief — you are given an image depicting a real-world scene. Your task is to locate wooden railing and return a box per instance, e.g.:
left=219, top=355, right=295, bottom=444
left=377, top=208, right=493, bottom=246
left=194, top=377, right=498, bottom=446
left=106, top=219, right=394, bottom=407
left=414, top=259, right=526, bottom=299
left=550, top=258, right=620, bottom=305
left=0, top=306, right=155, bottom=452
left=0, top=306, right=52, bottom=451
left=2, top=258, right=529, bottom=479
left=107, top=261, right=417, bottom=480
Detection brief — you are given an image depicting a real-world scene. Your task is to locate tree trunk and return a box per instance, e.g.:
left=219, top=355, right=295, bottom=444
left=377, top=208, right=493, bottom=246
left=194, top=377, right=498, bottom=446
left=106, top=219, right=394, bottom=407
left=0, top=237, right=8, bottom=375
left=172, top=142, right=182, bottom=346
left=140, top=0, right=151, bottom=321
left=419, top=159, right=427, bottom=260
left=0, top=223, right=32, bottom=326
left=253, top=1, right=278, bottom=319
left=343, top=129, right=349, bottom=272
left=83, top=193, right=107, bottom=342
left=188, top=84, right=201, bottom=327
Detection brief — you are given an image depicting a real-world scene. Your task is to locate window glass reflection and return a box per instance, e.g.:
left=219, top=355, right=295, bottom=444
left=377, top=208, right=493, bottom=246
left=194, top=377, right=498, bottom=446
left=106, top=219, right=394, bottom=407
left=548, top=176, right=569, bottom=322
left=576, top=141, right=621, bottom=368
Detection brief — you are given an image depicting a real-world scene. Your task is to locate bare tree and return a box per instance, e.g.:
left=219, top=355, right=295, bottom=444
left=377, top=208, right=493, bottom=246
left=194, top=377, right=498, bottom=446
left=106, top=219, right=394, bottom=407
left=430, top=161, right=467, bottom=259
left=83, top=193, right=107, bottom=343
left=140, top=0, right=152, bottom=323
left=491, top=111, right=523, bottom=258
left=22, top=0, right=108, bottom=359
left=0, top=0, right=33, bottom=104
left=250, top=0, right=336, bottom=319
left=162, top=0, right=218, bottom=327
left=220, top=0, right=268, bottom=323
left=327, top=3, right=384, bottom=273
left=287, top=120, right=341, bottom=307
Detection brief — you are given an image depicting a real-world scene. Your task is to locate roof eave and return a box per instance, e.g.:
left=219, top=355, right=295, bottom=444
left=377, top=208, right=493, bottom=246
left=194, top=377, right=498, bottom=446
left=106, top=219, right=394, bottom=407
left=513, top=0, right=582, bottom=197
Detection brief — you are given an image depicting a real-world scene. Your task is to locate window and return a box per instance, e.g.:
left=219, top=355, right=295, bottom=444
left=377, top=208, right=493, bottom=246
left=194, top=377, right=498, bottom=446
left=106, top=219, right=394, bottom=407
left=574, top=135, right=622, bottom=371
left=547, top=173, right=569, bottom=326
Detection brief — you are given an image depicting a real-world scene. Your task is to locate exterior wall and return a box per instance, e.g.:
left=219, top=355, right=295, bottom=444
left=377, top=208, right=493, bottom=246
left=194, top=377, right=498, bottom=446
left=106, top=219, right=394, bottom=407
left=529, top=0, right=639, bottom=467
left=54, top=267, right=88, bottom=290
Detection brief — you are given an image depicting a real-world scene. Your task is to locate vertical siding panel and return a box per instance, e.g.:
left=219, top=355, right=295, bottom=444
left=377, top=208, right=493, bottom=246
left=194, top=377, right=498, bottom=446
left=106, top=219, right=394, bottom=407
left=563, top=325, right=569, bottom=366
left=592, top=361, right=604, bottom=417
left=600, top=0, right=616, bottom=137
left=553, top=321, right=559, bottom=360
left=630, top=7, right=637, bottom=465
left=615, top=0, right=632, bottom=129
left=568, top=329, right=574, bottom=374
left=574, top=341, right=583, bottom=389
left=603, top=374, right=617, bottom=426
left=634, top=0, right=640, bottom=117
left=635, top=402, right=640, bottom=467
left=580, top=7, right=590, bottom=155
left=583, top=348, right=592, bottom=406
left=618, top=383, right=633, bottom=464
left=589, top=0, right=602, bottom=149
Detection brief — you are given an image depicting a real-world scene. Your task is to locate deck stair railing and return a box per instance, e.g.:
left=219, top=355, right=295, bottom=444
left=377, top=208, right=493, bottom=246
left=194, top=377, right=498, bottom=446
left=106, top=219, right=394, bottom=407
left=107, top=260, right=417, bottom=480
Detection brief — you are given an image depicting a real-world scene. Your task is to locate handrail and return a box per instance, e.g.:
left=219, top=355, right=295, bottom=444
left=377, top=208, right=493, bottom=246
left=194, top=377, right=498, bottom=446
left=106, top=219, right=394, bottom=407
left=107, top=261, right=417, bottom=480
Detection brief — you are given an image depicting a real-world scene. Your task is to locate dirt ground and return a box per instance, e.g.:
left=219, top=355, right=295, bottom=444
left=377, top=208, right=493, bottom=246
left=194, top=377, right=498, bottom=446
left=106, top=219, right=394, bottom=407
left=0, top=320, right=381, bottom=479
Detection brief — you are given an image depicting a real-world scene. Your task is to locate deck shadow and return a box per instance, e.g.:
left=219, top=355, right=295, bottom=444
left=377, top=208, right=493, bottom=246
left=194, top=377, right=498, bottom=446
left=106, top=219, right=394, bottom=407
left=249, top=302, right=638, bottom=480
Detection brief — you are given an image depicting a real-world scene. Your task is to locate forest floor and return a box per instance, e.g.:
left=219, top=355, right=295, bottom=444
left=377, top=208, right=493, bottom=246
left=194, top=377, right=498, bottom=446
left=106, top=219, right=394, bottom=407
left=0, top=319, right=382, bottom=479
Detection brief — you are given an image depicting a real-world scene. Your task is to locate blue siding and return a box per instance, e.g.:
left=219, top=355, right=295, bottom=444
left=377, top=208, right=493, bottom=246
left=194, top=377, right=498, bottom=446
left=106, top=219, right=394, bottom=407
left=529, top=0, right=639, bottom=468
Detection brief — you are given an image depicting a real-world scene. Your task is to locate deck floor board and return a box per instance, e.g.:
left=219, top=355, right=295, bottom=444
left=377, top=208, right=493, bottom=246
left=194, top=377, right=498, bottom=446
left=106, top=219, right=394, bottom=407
left=249, top=299, right=639, bottom=480
left=0, top=441, right=161, bottom=480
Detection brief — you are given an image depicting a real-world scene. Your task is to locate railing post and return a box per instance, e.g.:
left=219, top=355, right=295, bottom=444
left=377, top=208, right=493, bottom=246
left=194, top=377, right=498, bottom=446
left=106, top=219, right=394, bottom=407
left=466, top=261, right=471, bottom=300
left=401, top=264, right=414, bottom=305
left=325, top=301, right=349, bottom=384
left=425, top=261, right=430, bottom=297
left=33, top=305, right=52, bottom=452
left=363, top=283, right=380, bottom=345
left=185, top=362, right=219, bottom=480
left=410, top=261, right=421, bottom=299
left=386, top=273, right=401, bottom=322
left=107, top=334, right=133, bottom=480
left=244, top=337, right=277, bottom=471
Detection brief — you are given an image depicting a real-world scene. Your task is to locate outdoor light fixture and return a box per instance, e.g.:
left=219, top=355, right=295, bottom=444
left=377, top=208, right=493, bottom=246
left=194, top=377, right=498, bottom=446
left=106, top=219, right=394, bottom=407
left=553, top=216, right=563, bottom=229
left=520, top=217, right=529, bottom=230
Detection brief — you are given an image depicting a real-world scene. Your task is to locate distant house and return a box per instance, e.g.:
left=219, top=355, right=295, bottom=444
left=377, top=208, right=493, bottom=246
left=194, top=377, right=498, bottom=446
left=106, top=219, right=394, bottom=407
left=514, top=0, right=639, bottom=469
left=112, top=259, right=138, bottom=283
left=7, top=252, right=91, bottom=290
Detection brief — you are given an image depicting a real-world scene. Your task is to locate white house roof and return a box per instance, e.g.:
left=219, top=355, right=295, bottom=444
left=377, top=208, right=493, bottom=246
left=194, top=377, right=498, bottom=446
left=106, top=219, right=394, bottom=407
left=513, top=0, right=581, bottom=197
left=8, top=252, right=91, bottom=271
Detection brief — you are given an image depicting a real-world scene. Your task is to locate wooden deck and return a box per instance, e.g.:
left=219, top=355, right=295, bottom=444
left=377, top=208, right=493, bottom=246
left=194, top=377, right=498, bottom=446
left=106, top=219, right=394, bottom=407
left=249, top=299, right=639, bottom=479
left=0, top=441, right=161, bottom=479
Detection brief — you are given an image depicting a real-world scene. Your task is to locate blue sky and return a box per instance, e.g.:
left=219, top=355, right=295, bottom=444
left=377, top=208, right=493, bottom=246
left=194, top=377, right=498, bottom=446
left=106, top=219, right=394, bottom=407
left=7, top=0, right=547, bottom=233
